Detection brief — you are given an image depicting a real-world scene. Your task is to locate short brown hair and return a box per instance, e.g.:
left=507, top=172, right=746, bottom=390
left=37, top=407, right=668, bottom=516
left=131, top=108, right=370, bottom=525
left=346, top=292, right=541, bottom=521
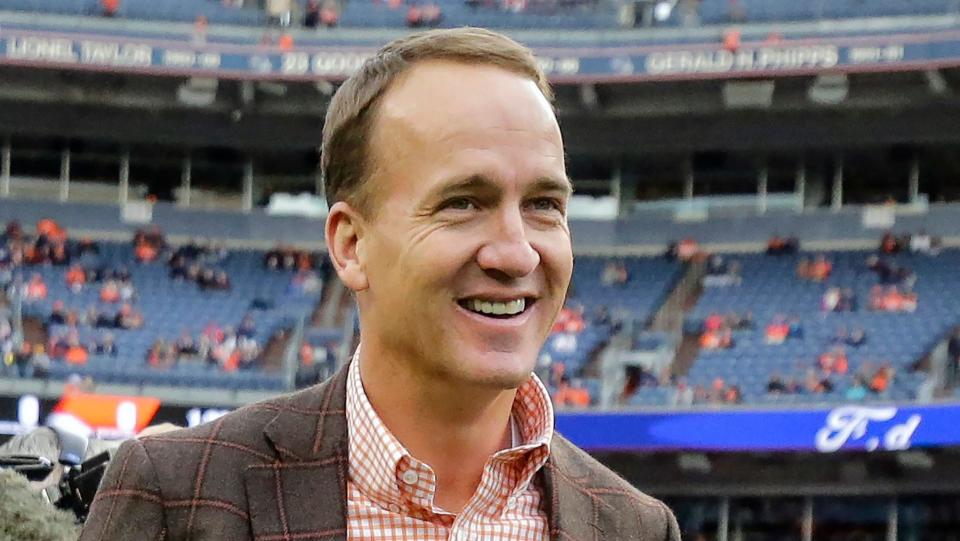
left=320, top=27, right=552, bottom=214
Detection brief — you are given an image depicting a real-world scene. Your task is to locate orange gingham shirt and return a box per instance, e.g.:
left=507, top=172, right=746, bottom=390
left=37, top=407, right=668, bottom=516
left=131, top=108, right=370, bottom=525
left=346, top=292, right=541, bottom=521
left=345, top=356, right=553, bottom=541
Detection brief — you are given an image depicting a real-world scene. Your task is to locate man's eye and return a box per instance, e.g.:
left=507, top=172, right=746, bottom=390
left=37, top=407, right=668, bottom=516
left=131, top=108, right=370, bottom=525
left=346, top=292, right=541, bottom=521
left=528, top=198, right=563, bottom=212
left=441, top=197, right=477, bottom=211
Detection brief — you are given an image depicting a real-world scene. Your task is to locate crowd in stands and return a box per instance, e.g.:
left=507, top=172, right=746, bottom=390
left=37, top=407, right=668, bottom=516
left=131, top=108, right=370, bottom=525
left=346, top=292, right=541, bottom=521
left=766, top=361, right=895, bottom=400
left=703, top=255, right=741, bottom=287
left=665, top=237, right=703, bottom=262
left=665, top=377, right=742, bottom=407
left=700, top=311, right=753, bottom=350
left=797, top=254, right=833, bottom=282
left=0, top=219, right=301, bottom=383
left=297, top=339, right=337, bottom=387
left=147, top=316, right=261, bottom=372
left=766, top=235, right=800, bottom=256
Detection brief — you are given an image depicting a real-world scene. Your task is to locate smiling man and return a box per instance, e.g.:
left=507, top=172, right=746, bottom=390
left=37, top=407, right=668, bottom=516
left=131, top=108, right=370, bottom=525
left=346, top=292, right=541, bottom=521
left=80, top=28, right=678, bottom=541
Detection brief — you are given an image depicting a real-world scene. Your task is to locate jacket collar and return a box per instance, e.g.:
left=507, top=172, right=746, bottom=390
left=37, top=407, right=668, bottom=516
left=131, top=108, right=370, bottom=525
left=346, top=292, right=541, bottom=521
left=256, top=361, right=601, bottom=541
left=262, top=361, right=351, bottom=463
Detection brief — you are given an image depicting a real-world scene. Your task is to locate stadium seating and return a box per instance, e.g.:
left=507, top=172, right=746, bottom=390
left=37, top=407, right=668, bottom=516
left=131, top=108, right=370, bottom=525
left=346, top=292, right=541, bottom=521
left=692, top=0, right=957, bottom=25
left=1, top=0, right=955, bottom=30
left=543, top=255, right=683, bottom=405
left=0, top=0, right=265, bottom=25
left=629, top=249, right=955, bottom=406
left=18, top=241, right=321, bottom=390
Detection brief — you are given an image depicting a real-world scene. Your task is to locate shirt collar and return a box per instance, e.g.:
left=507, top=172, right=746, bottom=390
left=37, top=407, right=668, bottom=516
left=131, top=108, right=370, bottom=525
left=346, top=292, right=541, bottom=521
left=345, top=349, right=554, bottom=513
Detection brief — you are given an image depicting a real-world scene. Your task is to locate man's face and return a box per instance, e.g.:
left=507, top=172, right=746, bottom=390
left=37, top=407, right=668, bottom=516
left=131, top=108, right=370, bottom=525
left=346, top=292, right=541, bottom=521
left=353, top=60, right=572, bottom=390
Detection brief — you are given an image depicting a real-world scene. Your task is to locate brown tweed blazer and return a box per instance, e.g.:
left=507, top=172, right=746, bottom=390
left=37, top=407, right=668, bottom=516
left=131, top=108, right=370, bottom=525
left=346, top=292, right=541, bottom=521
left=80, top=363, right=679, bottom=541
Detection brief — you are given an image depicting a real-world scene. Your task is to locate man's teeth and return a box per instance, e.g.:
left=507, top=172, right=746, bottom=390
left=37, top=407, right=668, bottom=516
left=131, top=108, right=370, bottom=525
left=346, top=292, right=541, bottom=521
left=468, top=298, right=525, bottom=316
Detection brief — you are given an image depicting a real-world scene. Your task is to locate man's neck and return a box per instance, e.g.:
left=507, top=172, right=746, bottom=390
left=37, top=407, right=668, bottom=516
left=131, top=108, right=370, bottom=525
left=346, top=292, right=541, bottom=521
left=357, top=351, right=518, bottom=513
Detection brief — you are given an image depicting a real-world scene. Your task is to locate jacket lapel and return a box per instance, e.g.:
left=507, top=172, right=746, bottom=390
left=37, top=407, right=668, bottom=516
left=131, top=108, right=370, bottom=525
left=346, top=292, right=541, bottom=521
left=542, top=436, right=613, bottom=541
left=244, top=363, right=351, bottom=541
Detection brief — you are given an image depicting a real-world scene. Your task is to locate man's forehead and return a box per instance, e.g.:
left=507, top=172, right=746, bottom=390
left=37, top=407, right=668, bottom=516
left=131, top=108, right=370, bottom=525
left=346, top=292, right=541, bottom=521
left=375, top=60, right=558, bottom=138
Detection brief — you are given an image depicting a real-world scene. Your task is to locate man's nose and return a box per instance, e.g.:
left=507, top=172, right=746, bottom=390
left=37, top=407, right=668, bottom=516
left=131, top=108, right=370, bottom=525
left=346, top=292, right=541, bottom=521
left=476, top=208, right=540, bottom=279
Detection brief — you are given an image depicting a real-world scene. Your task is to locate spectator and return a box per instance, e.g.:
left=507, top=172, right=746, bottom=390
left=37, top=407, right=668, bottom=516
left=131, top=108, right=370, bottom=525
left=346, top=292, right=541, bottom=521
left=65, top=264, right=86, bottom=293
left=869, top=363, right=895, bottom=394
left=31, top=344, right=50, bottom=379
left=676, top=238, right=700, bottom=261
left=147, top=339, right=176, bottom=369
left=421, top=2, right=442, bottom=26
left=845, top=376, right=869, bottom=401
left=726, top=311, right=754, bottom=330
left=406, top=4, right=423, bottom=27
left=839, top=288, right=858, bottom=312
left=101, top=0, right=119, bottom=18
left=553, top=376, right=591, bottom=408
left=320, top=0, right=340, bottom=27
left=821, top=287, right=841, bottom=312
left=766, top=235, right=798, bottom=255
left=176, top=329, right=199, bottom=356
left=796, top=257, right=811, bottom=280
left=119, top=278, right=136, bottom=302
left=703, top=257, right=741, bottom=287
left=12, top=343, right=32, bottom=378
left=601, top=260, right=629, bottom=286
left=64, top=337, right=89, bottom=366
left=809, top=255, right=832, bottom=282
left=804, top=368, right=833, bottom=394
left=93, top=333, right=118, bottom=358
left=767, top=373, right=787, bottom=394
left=723, top=385, right=742, bottom=405
left=116, top=303, right=144, bottom=329
left=552, top=305, right=586, bottom=334
left=267, top=0, right=293, bottom=26
left=49, top=300, right=68, bottom=325
left=704, top=313, right=725, bottom=332
left=25, top=273, right=48, bottom=302
left=671, top=379, right=694, bottom=407
left=700, top=327, right=732, bottom=350
left=818, top=347, right=848, bottom=376
left=847, top=327, right=867, bottom=348
left=787, top=317, right=804, bottom=339
left=214, top=270, right=232, bottom=291
left=879, top=231, right=901, bottom=254
left=192, top=15, right=208, bottom=46
left=134, top=241, right=158, bottom=263
left=304, top=0, right=321, bottom=27
left=709, top=377, right=726, bottom=404
left=203, top=321, right=225, bottom=344
left=551, top=332, right=577, bottom=354
left=100, top=279, right=121, bottom=303
left=765, top=317, right=789, bottom=345
left=238, top=313, right=257, bottom=339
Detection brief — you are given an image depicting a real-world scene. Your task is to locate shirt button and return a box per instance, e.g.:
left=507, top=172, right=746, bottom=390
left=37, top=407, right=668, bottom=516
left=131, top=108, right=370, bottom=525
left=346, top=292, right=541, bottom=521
left=401, top=469, right=419, bottom=485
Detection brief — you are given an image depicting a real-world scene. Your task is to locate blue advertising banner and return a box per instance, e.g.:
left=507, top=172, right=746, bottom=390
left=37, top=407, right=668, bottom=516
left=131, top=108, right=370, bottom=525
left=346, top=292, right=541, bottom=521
left=555, top=403, right=960, bottom=453
left=2, top=23, right=960, bottom=81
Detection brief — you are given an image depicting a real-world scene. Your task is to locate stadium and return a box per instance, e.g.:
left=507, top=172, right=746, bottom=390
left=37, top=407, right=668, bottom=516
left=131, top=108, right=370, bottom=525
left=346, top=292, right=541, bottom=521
left=2, top=0, right=960, bottom=539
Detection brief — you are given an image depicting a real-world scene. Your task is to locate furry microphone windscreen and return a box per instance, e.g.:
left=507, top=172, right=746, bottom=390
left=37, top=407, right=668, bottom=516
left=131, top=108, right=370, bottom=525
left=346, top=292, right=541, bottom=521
left=0, top=468, right=81, bottom=541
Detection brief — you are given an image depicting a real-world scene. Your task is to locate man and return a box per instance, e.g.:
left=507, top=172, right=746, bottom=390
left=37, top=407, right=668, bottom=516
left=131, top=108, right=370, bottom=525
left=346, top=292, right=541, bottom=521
left=80, top=28, right=678, bottom=540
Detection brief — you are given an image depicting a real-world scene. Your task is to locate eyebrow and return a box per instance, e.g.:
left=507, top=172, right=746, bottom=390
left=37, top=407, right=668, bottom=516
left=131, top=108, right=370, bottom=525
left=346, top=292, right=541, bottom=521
left=425, top=174, right=573, bottom=203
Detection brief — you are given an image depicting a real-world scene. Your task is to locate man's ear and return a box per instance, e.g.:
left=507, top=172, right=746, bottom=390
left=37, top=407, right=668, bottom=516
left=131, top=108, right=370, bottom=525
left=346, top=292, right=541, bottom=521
left=325, top=201, right=369, bottom=292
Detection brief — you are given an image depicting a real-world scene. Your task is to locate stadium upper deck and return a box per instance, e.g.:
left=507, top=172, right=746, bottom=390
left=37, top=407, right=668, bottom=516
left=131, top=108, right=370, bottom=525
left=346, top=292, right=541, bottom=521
left=1, top=0, right=957, bottom=30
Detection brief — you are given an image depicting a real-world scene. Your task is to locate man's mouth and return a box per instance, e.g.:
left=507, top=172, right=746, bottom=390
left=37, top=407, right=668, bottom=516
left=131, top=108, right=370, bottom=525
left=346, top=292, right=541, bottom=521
left=457, top=297, right=534, bottom=319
